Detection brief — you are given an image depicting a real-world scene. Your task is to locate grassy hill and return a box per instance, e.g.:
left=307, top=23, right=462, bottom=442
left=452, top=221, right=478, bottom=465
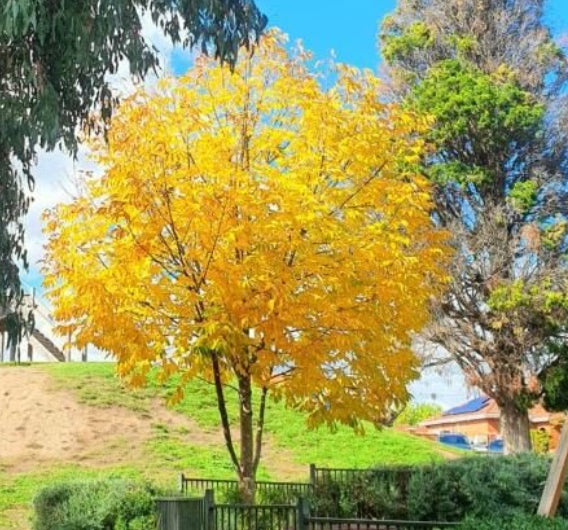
left=0, top=363, right=455, bottom=529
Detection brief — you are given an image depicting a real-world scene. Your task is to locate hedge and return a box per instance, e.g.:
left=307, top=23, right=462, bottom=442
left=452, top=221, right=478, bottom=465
left=462, top=514, right=568, bottom=529
left=311, top=454, right=568, bottom=522
left=33, top=479, right=161, bottom=530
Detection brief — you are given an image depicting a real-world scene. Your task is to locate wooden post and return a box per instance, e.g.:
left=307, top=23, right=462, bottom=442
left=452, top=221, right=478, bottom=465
left=67, top=331, right=72, bottom=362
left=81, top=345, right=87, bottom=362
left=538, top=419, right=568, bottom=517
left=27, top=343, right=33, bottom=363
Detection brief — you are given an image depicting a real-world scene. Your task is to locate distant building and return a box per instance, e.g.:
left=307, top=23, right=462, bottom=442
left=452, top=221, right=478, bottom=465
left=419, top=396, right=564, bottom=449
left=0, top=294, right=65, bottom=363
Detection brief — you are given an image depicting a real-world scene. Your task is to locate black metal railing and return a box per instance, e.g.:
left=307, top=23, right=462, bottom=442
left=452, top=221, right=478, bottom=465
left=180, top=474, right=313, bottom=499
left=305, top=517, right=459, bottom=530
left=310, top=464, right=418, bottom=488
left=211, top=503, right=299, bottom=530
left=156, top=496, right=209, bottom=530
left=158, top=489, right=461, bottom=530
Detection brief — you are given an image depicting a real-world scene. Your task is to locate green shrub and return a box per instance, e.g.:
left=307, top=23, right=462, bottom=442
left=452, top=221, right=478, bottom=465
left=311, top=454, right=568, bottom=522
left=461, top=514, right=568, bottom=529
left=256, top=486, right=302, bottom=505
left=33, top=479, right=160, bottom=530
left=406, top=462, right=466, bottom=522
left=407, top=454, right=566, bottom=522
left=532, top=429, right=552, bottom=454
left=311, top=469, right=409, bottom=519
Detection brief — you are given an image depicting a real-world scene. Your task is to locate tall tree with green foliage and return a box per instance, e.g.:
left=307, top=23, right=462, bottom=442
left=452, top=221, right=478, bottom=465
left=381, top=0, right=568, bottom=453
left=0, top=0, right=266, bottom=349
left=394, top=403, right=442, bottom=427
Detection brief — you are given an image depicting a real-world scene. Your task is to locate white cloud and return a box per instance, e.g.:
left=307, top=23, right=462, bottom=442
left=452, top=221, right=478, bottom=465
left=409, top=366, right=471, bottom=409
left=23, top=13, right=195, bottom=290
left=23, top=150, right=81, bottom=275
left=19, top=15, right=193, bottom=362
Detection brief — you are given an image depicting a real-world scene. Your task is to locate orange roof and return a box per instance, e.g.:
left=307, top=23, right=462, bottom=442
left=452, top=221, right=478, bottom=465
left=421, top=397, right=556, bottom=428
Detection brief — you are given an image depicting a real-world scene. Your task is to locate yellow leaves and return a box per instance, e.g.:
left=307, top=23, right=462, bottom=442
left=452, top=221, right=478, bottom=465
left=167, top=386, right=185, bottom=406
left=43, top=30, right=451, bottom=430
left=267, top=298, right=276, bottom=314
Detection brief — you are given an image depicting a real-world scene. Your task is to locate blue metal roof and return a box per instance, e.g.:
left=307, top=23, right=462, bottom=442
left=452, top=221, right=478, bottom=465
left=443, top=396, right=490, bottom=416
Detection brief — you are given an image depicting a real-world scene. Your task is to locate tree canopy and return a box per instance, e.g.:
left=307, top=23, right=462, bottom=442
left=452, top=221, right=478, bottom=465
left=381, top=0, right=568, bottom=453
left=0, top=0, right=266, bottom=346
left=43, top=33, right=451, bottom=497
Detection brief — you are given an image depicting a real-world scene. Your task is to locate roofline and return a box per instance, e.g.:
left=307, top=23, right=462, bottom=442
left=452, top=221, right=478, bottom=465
left=422, top=411, right=500, bottom=426
left=422, top=411, right=553, bottom=427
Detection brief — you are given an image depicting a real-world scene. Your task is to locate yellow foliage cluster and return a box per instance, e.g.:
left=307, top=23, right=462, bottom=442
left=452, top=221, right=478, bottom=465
left=43, top=32, right=450, bottom=429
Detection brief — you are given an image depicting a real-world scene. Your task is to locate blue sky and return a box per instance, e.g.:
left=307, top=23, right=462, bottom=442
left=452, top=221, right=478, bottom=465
left=251, top=0, right=568, bottom=72
left=257, top=0, right=396, bottom=70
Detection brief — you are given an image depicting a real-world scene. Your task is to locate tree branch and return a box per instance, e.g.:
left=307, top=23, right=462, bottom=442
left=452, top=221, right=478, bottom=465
left=331, top=161, right=387, bottom=214
left=211, top=351, right=241, bottom=475
left=253, top=386, right=268, bottom=474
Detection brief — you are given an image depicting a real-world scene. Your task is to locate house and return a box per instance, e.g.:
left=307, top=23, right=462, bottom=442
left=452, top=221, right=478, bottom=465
left=0, top=295, right=66, bottom=363
left=419, top=396, right=564, bottom=449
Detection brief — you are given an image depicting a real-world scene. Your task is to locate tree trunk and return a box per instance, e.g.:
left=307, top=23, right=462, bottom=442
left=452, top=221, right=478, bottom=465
left=238, top=374, right=256, bottom=503
left=211, top=352, right=268, bottom=504
left=501, top=401, right=532, bottom=454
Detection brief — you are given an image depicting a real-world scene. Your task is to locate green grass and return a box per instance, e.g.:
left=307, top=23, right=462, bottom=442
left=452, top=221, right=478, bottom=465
left=263, top=409, right=448, bottom=467
left=44, top=362, right=454, bottom=468
left=46, top=362, right=155, bottom=413
left=145, top=421, right=271, bottom=479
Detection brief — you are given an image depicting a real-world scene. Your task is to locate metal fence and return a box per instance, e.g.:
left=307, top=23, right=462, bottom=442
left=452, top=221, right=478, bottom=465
left=211, top=503, right=299, bottom=529
left=309, top=463, right=425, bottom=516
left=305, top=517, right=459, bottom=530
left=310, top=464, right=417, bottom=489
left=156, top=496, right=210, bottom=530
left=180, top=474, right=313, bottom=499
left=158, top=491, right=461, bottom=530
left=182, top=465, right=419, bottom=500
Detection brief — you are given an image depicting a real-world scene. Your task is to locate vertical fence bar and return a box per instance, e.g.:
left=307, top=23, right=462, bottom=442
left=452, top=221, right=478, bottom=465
left=297, top=496, right=309, bottom=530
left=204, top=489, right=214, bottom=530
left=309, top=464, right=316, bottom=488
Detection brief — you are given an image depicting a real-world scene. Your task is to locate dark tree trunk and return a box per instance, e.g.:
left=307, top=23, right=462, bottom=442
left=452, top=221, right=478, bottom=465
left=501, top=401, right=532, bottom=454
left=211, top=353, right=267, bottom=504
left=238, top=374, right=256, bottom=504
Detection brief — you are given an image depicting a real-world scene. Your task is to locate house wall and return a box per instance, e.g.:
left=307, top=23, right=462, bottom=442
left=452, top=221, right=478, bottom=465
left=422, top=412, right=565, bottom=450
left=426, top=418, right=501, bottom=444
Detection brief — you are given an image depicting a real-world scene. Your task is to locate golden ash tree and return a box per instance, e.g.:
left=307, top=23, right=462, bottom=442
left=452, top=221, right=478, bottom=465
left=43, top=32, right=450, bottom=499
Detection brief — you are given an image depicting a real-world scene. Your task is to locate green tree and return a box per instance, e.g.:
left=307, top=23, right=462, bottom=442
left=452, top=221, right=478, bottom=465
left=380, top=0, right=568, bottom=453
left=0, top=0, right=267, bottom=348
left=394, top=403, right=442, bottom=427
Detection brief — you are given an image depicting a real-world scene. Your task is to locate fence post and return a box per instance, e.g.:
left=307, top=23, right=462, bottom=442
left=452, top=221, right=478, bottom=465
left=204, top=489, right=214, bottom=530
left=309, top=464, right=316, bottom=487
left=179, top=473, right=185, bottom=494
left=297, top=496, right=310, bottom=530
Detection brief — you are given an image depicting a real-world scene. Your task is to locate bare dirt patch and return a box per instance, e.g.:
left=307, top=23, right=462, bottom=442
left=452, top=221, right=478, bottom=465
left=0, top=366, right=306, bottom=479
left=0, top=367, right=155, bottom=472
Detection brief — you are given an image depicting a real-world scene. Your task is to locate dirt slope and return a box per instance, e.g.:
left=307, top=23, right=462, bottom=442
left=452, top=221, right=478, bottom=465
left=0, top=366, right=303, bottom=476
